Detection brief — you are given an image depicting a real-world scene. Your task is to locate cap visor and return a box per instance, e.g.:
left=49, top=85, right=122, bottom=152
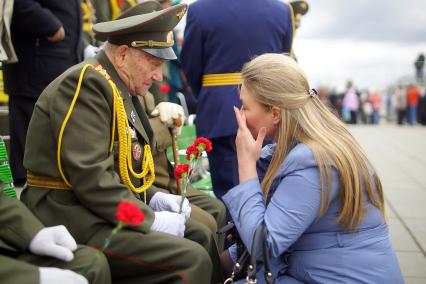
left=142, top=47, right=177, bottom=60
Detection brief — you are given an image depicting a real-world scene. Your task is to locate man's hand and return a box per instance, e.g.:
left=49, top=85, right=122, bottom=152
left=39, top=267, right=88, bottom=284
left=47, top=26, right=65, bottom=42
left=151, top=102, right=185, bottom=133
left=149, top=192, right=191, bottom=221
left=29, top=225, right=77, bottom=262
left=150, top=211, right=186, bottom=237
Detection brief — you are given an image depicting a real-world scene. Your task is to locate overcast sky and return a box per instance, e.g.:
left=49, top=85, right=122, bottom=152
left=180, top=0, right=426, bottom=92
left=293, top=0, right=426, bottom=91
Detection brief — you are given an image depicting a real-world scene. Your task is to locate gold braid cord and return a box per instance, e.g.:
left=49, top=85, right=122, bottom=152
left=57, top=64, right=155, bottom=193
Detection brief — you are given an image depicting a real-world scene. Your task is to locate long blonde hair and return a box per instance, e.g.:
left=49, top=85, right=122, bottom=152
left=241, top=53, right=384, bottom=231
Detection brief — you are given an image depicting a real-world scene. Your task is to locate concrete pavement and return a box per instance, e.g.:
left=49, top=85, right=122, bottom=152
left=348, top=123, right=426, bottom=284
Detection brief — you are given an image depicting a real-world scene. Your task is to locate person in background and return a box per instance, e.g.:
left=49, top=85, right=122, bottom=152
left=180, top=0, right=295, bottom=202
left=3, top=0, right=84, bottom=185
left=406, top=84, right=420, bottom=125
left=81, top=0, right=138, bottom=58
left=394, top=85, right=407, bottom=125
left=0, top=0, right=17, bottom=64
left=342, top=80, right=359, bottom=124
left=369, top=91, right=382, bottom=124
left=418, top=87, right=426, bottom=125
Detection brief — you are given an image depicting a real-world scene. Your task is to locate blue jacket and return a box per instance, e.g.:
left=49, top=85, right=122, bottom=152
left=180, top=0, right=293, bottom=138
left=223, top=143, right=403, bottom=283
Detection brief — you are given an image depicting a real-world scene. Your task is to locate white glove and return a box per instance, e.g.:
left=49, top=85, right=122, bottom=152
left=39, top=267, right=88, bottom=284
left=29, top=225, right=77, bottom=262
left=149, top=191, right=191, bottom=221
left=150, top=211, right=186, bottom=238
left=151, top=102, right=185, bottom=133
left=84, top=44, right=100, bottom=59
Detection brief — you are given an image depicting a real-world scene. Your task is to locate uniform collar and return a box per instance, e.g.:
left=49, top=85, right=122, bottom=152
left=95, top=51, right=151, bottom=144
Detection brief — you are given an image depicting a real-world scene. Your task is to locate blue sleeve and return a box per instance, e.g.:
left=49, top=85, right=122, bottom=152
left=224, top=168, right=322, bottom=258
left=282, top=5, right=294, bottom=53
left=265, top=169, right=322, bottom=257
left=180, top=5, right=204, bottom=97
left=223, top=179, right=266, bottom=254
left=13, top=0, right=62, bottom=37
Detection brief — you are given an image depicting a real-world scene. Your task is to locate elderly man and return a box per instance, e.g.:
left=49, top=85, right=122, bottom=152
left=20, top=4, right=216, bottom=284
left=118, top=0, right=227, bottom=254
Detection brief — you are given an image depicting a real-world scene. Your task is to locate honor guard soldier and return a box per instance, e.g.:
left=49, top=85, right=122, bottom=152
left=180, top=0, right=295, bottom=202
left=289, top=0, right=309, bottom=30
left=21, top=4, right=217, bottom=284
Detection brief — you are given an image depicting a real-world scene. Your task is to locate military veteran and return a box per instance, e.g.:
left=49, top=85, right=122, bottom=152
left=20, top=3, right=217, bottom=284
left=115, top=0, right=227, bottom=254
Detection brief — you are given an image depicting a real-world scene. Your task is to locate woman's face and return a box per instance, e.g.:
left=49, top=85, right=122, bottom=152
left=239, top=84, right=280, bottom=140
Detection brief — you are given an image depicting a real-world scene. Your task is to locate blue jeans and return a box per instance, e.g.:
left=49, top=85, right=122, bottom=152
left=372, top=111, right=380, bottom=124
left=408, top=105, right=417, bottom=125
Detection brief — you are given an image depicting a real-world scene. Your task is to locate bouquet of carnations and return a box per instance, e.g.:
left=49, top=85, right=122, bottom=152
left=174, top=137, right=213, bottom=213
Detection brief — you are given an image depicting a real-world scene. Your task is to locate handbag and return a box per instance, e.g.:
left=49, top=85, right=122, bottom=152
left=223, top=222, right=273, bottom=284
left=221, top=175, right=281, bottom=283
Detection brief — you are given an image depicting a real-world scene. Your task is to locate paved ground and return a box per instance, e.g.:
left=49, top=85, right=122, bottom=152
left=348, top=123, right=426, bottom=284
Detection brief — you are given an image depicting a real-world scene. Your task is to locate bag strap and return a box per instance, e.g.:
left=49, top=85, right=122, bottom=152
left=246, top=222, right=273, bottom=284
left=262, top=224, right=273, bottom=284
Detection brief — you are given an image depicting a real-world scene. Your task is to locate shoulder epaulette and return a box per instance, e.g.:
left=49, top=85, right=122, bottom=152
left=94, top=64, right=111, bottom=81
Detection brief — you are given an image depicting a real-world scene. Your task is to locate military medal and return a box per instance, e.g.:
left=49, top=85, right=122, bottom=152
left=133, top=143, right=142, bottom=161
left=130, top=110, right=136, bottom=123
left=130, top=127, right=137, bottom=139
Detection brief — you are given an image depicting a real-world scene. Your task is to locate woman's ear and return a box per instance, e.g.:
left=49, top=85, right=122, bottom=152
left=271, top=106, right=281, bottom=125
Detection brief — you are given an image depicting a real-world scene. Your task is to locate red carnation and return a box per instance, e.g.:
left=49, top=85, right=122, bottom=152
left=186, top=145, right=200, bottom=161
left=159, top=84, right=171, bottom=93
left=115, top=201, right=144, bottom=226
left=194, top=137, right=213, bottom=152
left=174, top=164, right=189, bottom=180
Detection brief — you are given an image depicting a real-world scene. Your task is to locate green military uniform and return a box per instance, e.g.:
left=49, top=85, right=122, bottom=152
left=20, top=4, right=221, bottom=284
left=0, top=190, right=110, bottom=284
left=116, top=0, right=226, bottom=253
left=140, top=92, right=227, bottom=252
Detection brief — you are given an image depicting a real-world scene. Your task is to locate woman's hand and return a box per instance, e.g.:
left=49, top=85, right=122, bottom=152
left=234, top=106, right=266, bottom=183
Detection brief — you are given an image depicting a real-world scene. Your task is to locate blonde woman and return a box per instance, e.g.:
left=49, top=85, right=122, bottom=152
left=222, top=54, right=403, bottom=283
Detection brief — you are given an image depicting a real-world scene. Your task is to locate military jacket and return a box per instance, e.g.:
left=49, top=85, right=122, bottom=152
left=22, top=51, right=156, bottom=243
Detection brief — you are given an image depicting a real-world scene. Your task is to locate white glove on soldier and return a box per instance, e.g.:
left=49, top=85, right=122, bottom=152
left=29, top=225, right=77, bottom=262
left=39, top=267, right=88, bottom=284
left=151, top=102, right=185, bottom=133
left=83, top=44, right=100, bottom=59
left=150, top=211, right=186, bottom=238
left=149, top=191, right=191, bottom=221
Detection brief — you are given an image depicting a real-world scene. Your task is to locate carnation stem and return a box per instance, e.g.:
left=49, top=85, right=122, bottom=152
left=81, top=222, right=124, bottom=277
left=179, top=173, right=188, bottom=213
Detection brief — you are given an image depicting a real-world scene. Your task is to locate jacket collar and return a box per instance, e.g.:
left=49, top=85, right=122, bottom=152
left=95, top=51, right=150, bottom=143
